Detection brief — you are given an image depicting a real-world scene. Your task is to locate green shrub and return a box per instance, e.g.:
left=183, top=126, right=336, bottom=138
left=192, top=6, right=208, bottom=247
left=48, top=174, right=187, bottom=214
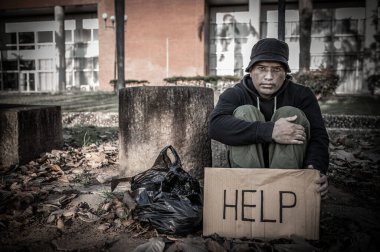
left=163, top=75, right=239, bottom=85
left=109, top=79, right=149, bottom=87
left=292, top=68, right=340, bottom=100
left=366, top=74, right=380, bottom=95
left=163, top=75, right=240, bottom=91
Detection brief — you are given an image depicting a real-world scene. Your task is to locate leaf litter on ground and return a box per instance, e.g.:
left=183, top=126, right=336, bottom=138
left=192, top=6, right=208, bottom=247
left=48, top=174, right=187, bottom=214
left=0, top=127, right=380, bottom=251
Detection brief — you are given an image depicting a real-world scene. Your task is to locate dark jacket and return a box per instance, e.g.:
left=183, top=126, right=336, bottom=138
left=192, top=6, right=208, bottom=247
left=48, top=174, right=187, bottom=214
left=209, top=74, right=329, bottom=174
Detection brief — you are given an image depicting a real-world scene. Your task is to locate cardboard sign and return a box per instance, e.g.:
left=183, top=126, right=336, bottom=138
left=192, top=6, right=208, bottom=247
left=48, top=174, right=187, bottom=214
left=203, top=168, right=320, bottom=240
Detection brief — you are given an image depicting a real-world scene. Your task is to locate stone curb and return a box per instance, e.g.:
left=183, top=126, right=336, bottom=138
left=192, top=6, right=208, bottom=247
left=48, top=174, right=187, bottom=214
left=62, top=112, right=380, bottom=129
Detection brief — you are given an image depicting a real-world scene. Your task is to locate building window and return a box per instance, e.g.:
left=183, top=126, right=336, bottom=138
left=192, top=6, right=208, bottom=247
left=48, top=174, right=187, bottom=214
left=20, top=60, right=36, bottom=71
left=37, top=31, right=53, bottom=43
left=5, top=33, right=17, bottom=50
left=38, top=72, right=54, bottom=91
left=39, top=59, right=54, bottom=70
left=93, top=29, right=98, bottom=41
left=3, top=73, right=19, bottom=91
left=3, top=60, right=18, bottom=71
left=1, top=18, right=99, bottom=92
left=74, top=29, right=91, bottom=43
left=65, top=30, right=73, bottom=42
left=19, top=32, right=35, bottom=50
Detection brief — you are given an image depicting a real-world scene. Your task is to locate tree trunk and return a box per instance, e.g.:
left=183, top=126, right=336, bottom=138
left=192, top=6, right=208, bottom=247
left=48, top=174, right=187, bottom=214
left=298, top=0, right=313, bottom=73
left=119, top=86, right=214, bottom=179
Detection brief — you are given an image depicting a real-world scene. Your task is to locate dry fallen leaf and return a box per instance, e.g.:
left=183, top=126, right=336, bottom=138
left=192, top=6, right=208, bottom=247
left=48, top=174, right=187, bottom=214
left=57, top=218, right=64, bottom=230
left=115, top=207, right=127, bottom=219
left=47, top=214, right=56, bottom=224
left=97, top=223, right=110, bottom=231
left=51, top=164, right=62, bottom=172
left=77, top=212, right=100, bottom=223
left=58, top=175, right=70, bottom=183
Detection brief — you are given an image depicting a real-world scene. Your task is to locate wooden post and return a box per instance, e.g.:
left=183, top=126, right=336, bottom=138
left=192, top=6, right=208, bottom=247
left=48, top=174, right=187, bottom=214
left=119, top=86, right=214, bottom=178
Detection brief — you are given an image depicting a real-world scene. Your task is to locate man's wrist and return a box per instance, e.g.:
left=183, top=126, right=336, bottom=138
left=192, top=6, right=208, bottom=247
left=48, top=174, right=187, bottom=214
left=256, top=121, right=275, bottom=143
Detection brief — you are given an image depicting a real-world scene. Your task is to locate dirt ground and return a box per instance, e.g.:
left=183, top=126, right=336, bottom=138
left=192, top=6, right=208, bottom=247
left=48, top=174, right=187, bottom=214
left=0, top=127, right=379, bottom=252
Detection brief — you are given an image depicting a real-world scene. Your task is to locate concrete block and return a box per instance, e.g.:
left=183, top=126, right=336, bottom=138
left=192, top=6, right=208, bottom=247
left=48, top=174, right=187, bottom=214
left=0, top=104, right=63, bottom=171
left=119, top=86, right=214, bottom=179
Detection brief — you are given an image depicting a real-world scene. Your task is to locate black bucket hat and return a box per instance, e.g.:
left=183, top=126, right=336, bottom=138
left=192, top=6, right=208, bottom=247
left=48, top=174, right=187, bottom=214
left=245, top=38, right=291, bottom=73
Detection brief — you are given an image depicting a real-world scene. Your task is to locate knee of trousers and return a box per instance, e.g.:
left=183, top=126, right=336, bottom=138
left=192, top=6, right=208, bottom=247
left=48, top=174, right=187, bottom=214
left=233, top=105, right=263, bottom=122
left=275, top=106, right=306, bottom=118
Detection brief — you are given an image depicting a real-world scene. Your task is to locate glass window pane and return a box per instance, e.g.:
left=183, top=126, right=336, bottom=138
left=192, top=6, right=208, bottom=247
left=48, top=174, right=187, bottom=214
left=5, top=33, right=17, bottom=44
left=74, top=29, right=91, bottom=42
left=6, top=45, right=17, bottom=50
left=3, top=60, right=18, bottom=71
left=73, top=43, right=88, bottom=57
left=19, top=32, right=34, bottom=44
left=3, top=73, right=19, bottom=91
left=38, top=59, right=53, bottom=70
left=93, top=71, right=98, bottom=83
left=38, top=45, right=53, bottom=50
left=75, top=71, right=89, bottom=85
left=93, top=57, right=99, bottom=69
left=38, top=31, right=53, bottom=43
left=20, top=45, right=35, bottom=50
left=20, top=73, right=27, bottom=91
left=74, top=58, right=84, bottom=69
left=82, top=29, right=91, bottom=42
left=66, top=58, right=73, bottom=70
left=20, top=60, right=35, bottom=70
left=66, top=72, right=73, bottom=86
left=74, top=57, right=94, bottom=69
left=93, top=29, right=98, bottom=41
left=65, top=30, right=73, bottom=42
left=65, top=44, right=74, bottom=57
left=85, top=58, right=93, bottom=69
left=29, top=73, right=35, bottom=91
left=39, top=72, right=53, bottom=91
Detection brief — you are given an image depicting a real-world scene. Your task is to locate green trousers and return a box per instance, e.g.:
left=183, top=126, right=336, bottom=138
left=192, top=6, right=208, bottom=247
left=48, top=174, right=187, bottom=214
left=228, top=105, right=310, bottom=169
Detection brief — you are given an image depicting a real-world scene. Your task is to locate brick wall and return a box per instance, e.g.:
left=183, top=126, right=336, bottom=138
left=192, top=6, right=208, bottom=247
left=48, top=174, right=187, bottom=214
left=0, top=0, right=206, bottom=91
left=122, top=0, right=206, bottom=86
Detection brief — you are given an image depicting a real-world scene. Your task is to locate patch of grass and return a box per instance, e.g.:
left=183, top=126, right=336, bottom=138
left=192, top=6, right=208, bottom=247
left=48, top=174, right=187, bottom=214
left=73, top=170, right=92, bottom=187
left=0, top=91, right=118, bottom=112
left=1, top=92, right=379, bottom=115
left=64, top=126, right=118, bottom=147
left=101, top=191, right=124, bottom=202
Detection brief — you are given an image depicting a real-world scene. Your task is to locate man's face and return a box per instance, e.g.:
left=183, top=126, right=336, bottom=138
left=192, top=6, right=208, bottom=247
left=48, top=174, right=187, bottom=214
left=250, top=61, right=286, bottom=99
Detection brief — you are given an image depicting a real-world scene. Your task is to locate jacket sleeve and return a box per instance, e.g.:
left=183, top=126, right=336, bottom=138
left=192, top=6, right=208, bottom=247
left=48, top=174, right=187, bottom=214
left=208, top=87, right=274, bottom=146
left=299, top=88, right=329, bottom=174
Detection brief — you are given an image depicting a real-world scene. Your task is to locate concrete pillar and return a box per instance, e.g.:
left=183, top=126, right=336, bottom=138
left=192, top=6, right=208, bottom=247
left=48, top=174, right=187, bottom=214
left=363, top=0, right=378, bottom=91
left=115, top=0, right=125, bottom=92
left=0, top=104, right=63, bottom=171
left=249, top=0, right=261, bottom=42
left=54, top=6, right=66, bottom=92
left=119, top=86, right=214, bottom=179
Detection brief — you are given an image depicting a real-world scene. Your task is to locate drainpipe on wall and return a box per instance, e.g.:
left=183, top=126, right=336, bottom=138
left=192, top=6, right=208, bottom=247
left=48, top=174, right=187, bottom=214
left=166, top=38, right=169, bottom=78
left=54, top=6, right=66, bottom=92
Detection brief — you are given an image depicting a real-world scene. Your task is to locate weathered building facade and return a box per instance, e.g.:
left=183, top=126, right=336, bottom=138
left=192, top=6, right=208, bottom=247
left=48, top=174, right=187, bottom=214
left=0, top=0, right=377, bottom=93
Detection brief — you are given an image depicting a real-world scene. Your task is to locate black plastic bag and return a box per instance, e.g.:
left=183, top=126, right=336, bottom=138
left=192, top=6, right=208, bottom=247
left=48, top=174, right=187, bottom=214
left=131, top=145, right=203, bottom=235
